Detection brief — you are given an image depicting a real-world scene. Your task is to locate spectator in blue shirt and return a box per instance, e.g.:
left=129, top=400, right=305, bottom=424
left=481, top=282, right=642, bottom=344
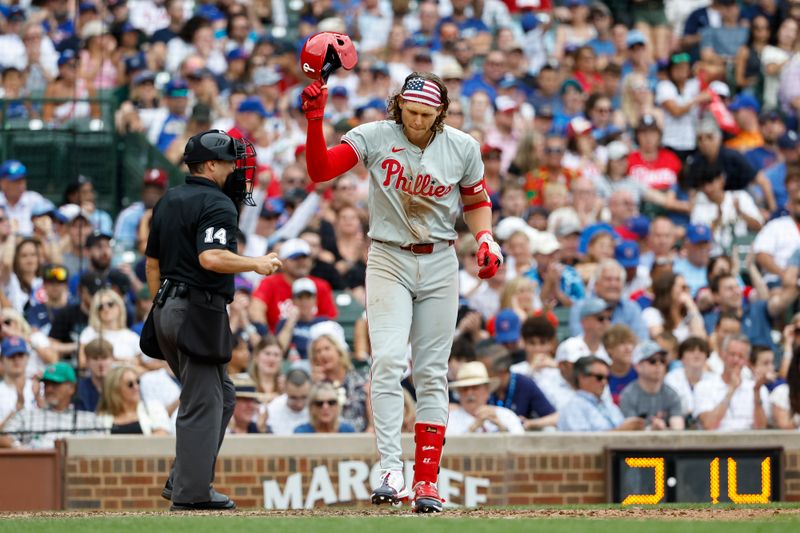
left=681, top=0, right=733, bottom=61
left=293, top=382, right=355, bottom=434
left=75, top=338, right=114, bottom=412
left=557, top=355, right=646, bottom=431
left=587, top=3, right=616, bottom=65
left=570, top=260, right=649, bottom=340
left=26, top=264, right=71, bottom=335
left=276, top=278, right=331, bottom=360
left=760, top=130, right=799, bottom=214
left=462, top=49, right=506, bottom=101
left=603, top=325, right=639, bottom=405
left=527, top=62, right=563, bottom=115
left=526, top=231, right=585, bottom=307
left=113, top=169, right=168, bottom=252
left=745, top=110, right=785, bottom=172
left=480, top=344, right=558, bottom=431
left=673, top=224, right=712, bottom=297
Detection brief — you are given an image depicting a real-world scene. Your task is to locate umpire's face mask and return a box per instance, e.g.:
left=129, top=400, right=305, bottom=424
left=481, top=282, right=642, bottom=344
left=223, top=168, right=255, bottom=207
left=222, top=138, right=256, bottom=208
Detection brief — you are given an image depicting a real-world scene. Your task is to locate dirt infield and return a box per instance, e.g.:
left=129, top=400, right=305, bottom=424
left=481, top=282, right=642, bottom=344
left=2, top=507, right=798, bottom=521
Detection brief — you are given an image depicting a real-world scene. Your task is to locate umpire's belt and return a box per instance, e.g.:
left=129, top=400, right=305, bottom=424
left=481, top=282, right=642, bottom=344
left=165, top=282, right=228, bottom=309
left=372, top=239, right=454, bottom=255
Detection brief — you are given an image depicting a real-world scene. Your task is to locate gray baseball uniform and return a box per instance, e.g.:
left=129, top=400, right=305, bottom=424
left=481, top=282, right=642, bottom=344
left=343, top=121, right=484, bottom=472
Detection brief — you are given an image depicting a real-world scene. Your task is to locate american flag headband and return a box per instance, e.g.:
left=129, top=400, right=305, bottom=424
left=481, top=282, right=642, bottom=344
left=401, top=77, right=442, bottom=107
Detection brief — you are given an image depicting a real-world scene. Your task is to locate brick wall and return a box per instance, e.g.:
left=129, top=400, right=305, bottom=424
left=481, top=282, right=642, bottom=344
left=59, top=433, right=800, bottom=511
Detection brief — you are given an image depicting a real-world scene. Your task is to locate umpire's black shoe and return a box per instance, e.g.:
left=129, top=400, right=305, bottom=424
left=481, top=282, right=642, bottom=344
left=169, top=489, right=236, bottom=511
left=161, top=477, right=173, bottom=501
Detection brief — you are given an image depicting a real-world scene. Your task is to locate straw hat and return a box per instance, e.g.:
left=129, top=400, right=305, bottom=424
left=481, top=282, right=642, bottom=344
left=231, top=373, right=267, bottom=401
left=449, top=361, right=499, bottom=390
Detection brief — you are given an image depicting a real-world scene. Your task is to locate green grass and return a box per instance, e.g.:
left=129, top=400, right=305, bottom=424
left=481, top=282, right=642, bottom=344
left=1, top=509, right=800, bottom=533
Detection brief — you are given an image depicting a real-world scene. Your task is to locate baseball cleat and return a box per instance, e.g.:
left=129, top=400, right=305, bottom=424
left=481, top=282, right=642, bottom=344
left=371, top=470, right=409, bottom=506
left=412, top=481, right=444, bottom=513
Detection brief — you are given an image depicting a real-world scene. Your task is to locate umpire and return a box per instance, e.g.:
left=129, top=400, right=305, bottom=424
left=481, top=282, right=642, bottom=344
left=143, top=130, right=281, bottom=511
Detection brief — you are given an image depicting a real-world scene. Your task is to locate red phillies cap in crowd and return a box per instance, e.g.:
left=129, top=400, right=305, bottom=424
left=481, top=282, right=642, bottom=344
left=480, top=143, right=502, bottom=156
left=143, top=168, right=168, bottom=188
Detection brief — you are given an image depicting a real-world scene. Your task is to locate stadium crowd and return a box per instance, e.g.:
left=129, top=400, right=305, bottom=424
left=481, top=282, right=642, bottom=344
left=2, top=0, right=800, bottom=447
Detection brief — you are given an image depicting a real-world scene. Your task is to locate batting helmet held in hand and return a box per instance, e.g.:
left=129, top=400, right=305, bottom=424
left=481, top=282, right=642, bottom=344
left=300, top=32, right=358, bottom=81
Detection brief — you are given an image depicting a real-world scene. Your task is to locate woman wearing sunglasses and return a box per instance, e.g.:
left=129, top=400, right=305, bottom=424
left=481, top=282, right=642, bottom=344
left=97, top=365, right=171, bottom=435
left=293, top=382, right=355, bottom=434
left=78, top=288, right=143, bottom=369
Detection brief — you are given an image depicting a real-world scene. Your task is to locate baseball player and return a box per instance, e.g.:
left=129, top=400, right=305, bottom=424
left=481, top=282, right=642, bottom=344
left=301, top=48, right=502, bottom=511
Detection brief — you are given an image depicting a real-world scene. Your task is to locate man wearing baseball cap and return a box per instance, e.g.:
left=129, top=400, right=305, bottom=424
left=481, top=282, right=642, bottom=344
left=618, top=341, right=684, bottom=430
left=252, top=238, right=338, bottom=332
left=114, top=168, right=169, bottom=251
left=0, top=361, right=108, bottom=449
left=673, top=224, right=713, bottom=297
left=275, top=277, right=332, bottom=360
left=558, top=297, right=612, bottom=365
left=0, top=159, right=46, bottom=237
left=148, top=79, right=189, bottom=152
left=0, top=336, right=35, bottom=423
left=25, top=264, right=70, bottom=335
left=528, top=231, right=585, bottom=307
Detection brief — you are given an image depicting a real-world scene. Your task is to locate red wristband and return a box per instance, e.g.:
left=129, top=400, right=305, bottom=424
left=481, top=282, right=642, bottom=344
left=475, top=230, right=492, bottom=241
left=464, top=200, right=492, bottom=212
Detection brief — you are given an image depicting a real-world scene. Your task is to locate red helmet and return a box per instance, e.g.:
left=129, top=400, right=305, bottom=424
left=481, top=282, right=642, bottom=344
left=300, top=32, right=358, bottom=81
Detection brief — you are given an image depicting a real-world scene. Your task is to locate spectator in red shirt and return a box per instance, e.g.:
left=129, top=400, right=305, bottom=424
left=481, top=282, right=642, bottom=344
left=251, top=238, right=337, bottom=332
left=628, top=114, right=682, bottom=192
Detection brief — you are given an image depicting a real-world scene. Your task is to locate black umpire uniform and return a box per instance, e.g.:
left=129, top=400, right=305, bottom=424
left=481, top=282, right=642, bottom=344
left=143, top=130, right=250, bottom=510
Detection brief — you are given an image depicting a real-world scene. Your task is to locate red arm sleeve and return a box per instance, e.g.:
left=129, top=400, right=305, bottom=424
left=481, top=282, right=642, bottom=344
left=306, top=117, right=359, bottom=183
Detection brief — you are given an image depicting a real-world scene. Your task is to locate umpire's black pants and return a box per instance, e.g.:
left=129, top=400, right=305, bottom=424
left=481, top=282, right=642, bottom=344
left=153, top=295, right=236, bottom=504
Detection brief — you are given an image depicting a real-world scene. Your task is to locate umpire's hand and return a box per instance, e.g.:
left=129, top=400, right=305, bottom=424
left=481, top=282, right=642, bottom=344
left=254, top=253, right=282, bottom=276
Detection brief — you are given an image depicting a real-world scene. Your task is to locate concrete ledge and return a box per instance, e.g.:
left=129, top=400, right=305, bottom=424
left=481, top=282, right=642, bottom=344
left=63, top=431, right=800, bottom=458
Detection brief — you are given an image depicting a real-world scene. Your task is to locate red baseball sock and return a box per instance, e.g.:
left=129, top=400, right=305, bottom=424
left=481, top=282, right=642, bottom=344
left=413, top=422, right=445, bottom=485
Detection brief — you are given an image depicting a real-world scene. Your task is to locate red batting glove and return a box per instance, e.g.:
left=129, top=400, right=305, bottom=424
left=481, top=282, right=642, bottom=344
left=476, top=231, right=503, bottom=279
left=301, top=80, right=328, bottom=121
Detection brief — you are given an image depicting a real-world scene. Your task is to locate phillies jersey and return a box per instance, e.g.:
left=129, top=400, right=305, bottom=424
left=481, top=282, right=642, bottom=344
left=627, top=149, right=682, bottom=191
left=343, top=121, right=484, bottom=245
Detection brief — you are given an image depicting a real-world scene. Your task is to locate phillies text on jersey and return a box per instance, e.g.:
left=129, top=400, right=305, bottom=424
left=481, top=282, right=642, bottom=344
left=343, top=121, right=483, bottom=245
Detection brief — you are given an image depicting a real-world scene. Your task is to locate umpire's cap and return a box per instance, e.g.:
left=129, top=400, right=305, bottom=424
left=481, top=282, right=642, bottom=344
left=183, top=130, right=238, bottom=165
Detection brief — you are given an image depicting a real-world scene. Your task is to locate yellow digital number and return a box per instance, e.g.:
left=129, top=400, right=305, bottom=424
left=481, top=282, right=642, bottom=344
left=727, top=457, right=771, bottom=504
left=621, top=457, right=665, bottom=506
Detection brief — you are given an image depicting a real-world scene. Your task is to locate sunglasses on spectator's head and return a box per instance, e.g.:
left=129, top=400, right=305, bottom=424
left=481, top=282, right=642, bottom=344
left=126, top=378, right=141, bottom=389
left=587, top=373, right=608, bottom=382
left=644, top=355, right=667, bottom=365
left=98, top=301, right=117, bottom=311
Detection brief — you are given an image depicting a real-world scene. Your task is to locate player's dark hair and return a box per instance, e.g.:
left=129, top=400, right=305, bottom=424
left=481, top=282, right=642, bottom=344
left=677, top=336, right=710, bottom=359
left=387, top=71, right=450, bottom=133
left=521, top=315, right=556, bottom=341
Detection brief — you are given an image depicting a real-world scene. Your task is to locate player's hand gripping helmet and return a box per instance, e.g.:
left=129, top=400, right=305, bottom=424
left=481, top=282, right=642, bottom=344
left=300, top=32, right=358, bottom=82
left=183, top=130, right=257, bottom=207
